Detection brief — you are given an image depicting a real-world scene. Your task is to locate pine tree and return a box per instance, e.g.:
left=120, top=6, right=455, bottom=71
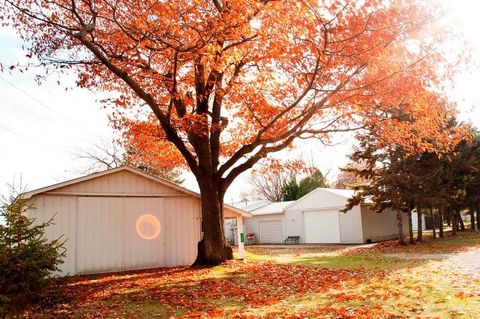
left=0, top=190, right=66, bottom=317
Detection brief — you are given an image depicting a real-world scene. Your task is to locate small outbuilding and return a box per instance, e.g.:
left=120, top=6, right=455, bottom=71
left=244, top=188, right=408, bottom=244
left=24, top=166, right=249, bottom=275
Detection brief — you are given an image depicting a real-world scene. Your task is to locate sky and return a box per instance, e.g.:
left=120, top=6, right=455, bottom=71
left=1, top=0, right=480, bottom=204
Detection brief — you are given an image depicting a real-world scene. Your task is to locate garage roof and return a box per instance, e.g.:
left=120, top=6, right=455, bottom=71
left=22, top=166, right=251, bottom=218
left=249, top=201, right=295, bottom=215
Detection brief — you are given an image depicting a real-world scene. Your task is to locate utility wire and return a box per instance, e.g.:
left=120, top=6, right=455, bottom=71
left=0, top=74, right=101, bottom=138
left=0, top=124, right=69, bottom=155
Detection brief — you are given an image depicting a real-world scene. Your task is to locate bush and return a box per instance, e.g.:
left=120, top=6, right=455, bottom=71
left=0, top=190, right=66, bottom=317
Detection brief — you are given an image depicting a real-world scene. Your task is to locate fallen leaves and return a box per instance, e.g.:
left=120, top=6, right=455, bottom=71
left=20, top=233, right=480, bottom=318
left=22, top=261, right=384, bottom=318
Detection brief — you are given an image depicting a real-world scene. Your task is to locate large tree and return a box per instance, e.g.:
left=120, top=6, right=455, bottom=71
left=2, top=0, right=464, bottom=264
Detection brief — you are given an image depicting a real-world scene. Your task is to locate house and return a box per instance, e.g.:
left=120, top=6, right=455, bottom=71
left=23, top=166, right=250, bottom=275
left=244, top=188, right=408, bottom=244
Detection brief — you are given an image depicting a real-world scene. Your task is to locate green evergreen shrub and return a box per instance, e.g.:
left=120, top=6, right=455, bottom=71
left=0, top=190, right=66, bottom=317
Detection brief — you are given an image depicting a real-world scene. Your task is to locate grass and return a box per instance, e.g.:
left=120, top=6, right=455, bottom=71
left=245, top=250, right=420, bottom=270
left=22, top=231, right=480, bottom=318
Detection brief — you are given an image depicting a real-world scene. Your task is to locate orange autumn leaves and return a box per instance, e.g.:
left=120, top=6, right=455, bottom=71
left=25, top=261, right=390, bottom=319
left=2, top=0, right=466, bottom=176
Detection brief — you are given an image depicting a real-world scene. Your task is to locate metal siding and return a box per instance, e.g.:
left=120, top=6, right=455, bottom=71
left=52, top=170, right=183, bottom=195
left=361, top=206, right=407, bottom=242
left=27, top=196, right=78, bottom=275
left=338, top=206, right=364, bottom=243
left=163, top=197, right=201, bottom=267
left=77, top=197, right=171, bottom=274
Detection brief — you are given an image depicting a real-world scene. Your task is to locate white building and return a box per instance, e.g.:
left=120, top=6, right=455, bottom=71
left=244, top=188, right=408, bottom=244
left=23, top=166, right=249, bottom=275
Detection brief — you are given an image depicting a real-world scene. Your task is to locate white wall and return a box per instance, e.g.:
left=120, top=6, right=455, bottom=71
left=411, top=212, right=426, bottom=231
left=28, top=195, right=78, bottom=275
left=29, top=194, right=202, bottom=275
left=361, top=206, right=409, bottom=242
left=338, top=206, right=364, bottom=243
left=286, top=188, right=347, bottom=211
left=284, top=210, right=304, bottom=242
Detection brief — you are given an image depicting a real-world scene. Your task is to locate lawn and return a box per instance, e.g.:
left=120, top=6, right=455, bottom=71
left=24, top=232, right=480, bottom=318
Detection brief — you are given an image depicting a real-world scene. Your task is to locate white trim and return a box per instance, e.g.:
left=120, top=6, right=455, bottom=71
left=288, top=206, right=347, bottom=213
left=43, top=192, right=191, bottom=198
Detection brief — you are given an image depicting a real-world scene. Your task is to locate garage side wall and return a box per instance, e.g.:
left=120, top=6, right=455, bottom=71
left=338, top=206, right=364, bottom=243
left=361, top=206, right=405, bottom=242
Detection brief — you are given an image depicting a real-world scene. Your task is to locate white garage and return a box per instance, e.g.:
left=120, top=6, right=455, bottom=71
left=242, top=188, right=408, bottom=244
left=24, top=166, right=249, bottom=275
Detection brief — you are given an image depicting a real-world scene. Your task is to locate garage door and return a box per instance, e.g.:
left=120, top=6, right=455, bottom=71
left=304, top=211, right=340, bottom=243
left=259, top=220, right=283, bottom=243
left=76, top=197, right=166, bottom=274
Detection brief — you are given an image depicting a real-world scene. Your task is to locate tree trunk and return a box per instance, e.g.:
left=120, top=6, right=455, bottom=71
left=396, top=208, right=406, bottom=245
left=192, top=179, right=233, bottom=266
left=430, top=207, right=436, bottom=239
left=417, top=204, right=423, bottom=242
left=452, top=212, right=457, bottom=236
left=439, top=209, right=444, bottom=238
left=457, top=211, right=465, bottom=231
left=408, top=202, right=415, bottom=244
left=470, top=202, right=476, bottom=231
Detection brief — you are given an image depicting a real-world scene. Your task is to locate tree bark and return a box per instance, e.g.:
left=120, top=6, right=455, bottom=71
left=457, top=211, right=465, bottom=231
left=417, top=204, right=423, bottom=242
left=408, top=202, right=415, bottom=244
left=452, top=211, right=457, bottom=236
left=192, top=178, right=232, bottom=266
left=470, top=202, right=476, bottom=231
left=439, top=209, right=444, bottom=238
left=430, top=207, right=436, bottom=239
left=396, top=209, right=406, bottom=245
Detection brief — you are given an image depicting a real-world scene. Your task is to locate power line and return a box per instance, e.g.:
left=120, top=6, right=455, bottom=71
left=0, top=124, right=69, bottom=155
left=0, top=74, right=102, bottom=138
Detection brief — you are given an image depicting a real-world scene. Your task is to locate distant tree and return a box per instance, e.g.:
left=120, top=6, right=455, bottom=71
left=76, top=139, right=183, bottom=184
left=298, top=169, right=329, bottom=194
left=282, top=175, right=301, bottom=201
left=333, top=165, right=370, bottom=189
left=281, top=169, right=328, bottom=201
left=247, top=169, right=289, bottom=202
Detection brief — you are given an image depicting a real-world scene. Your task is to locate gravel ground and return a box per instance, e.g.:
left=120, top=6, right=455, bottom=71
left=387, top=248, right=480, bottom=279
